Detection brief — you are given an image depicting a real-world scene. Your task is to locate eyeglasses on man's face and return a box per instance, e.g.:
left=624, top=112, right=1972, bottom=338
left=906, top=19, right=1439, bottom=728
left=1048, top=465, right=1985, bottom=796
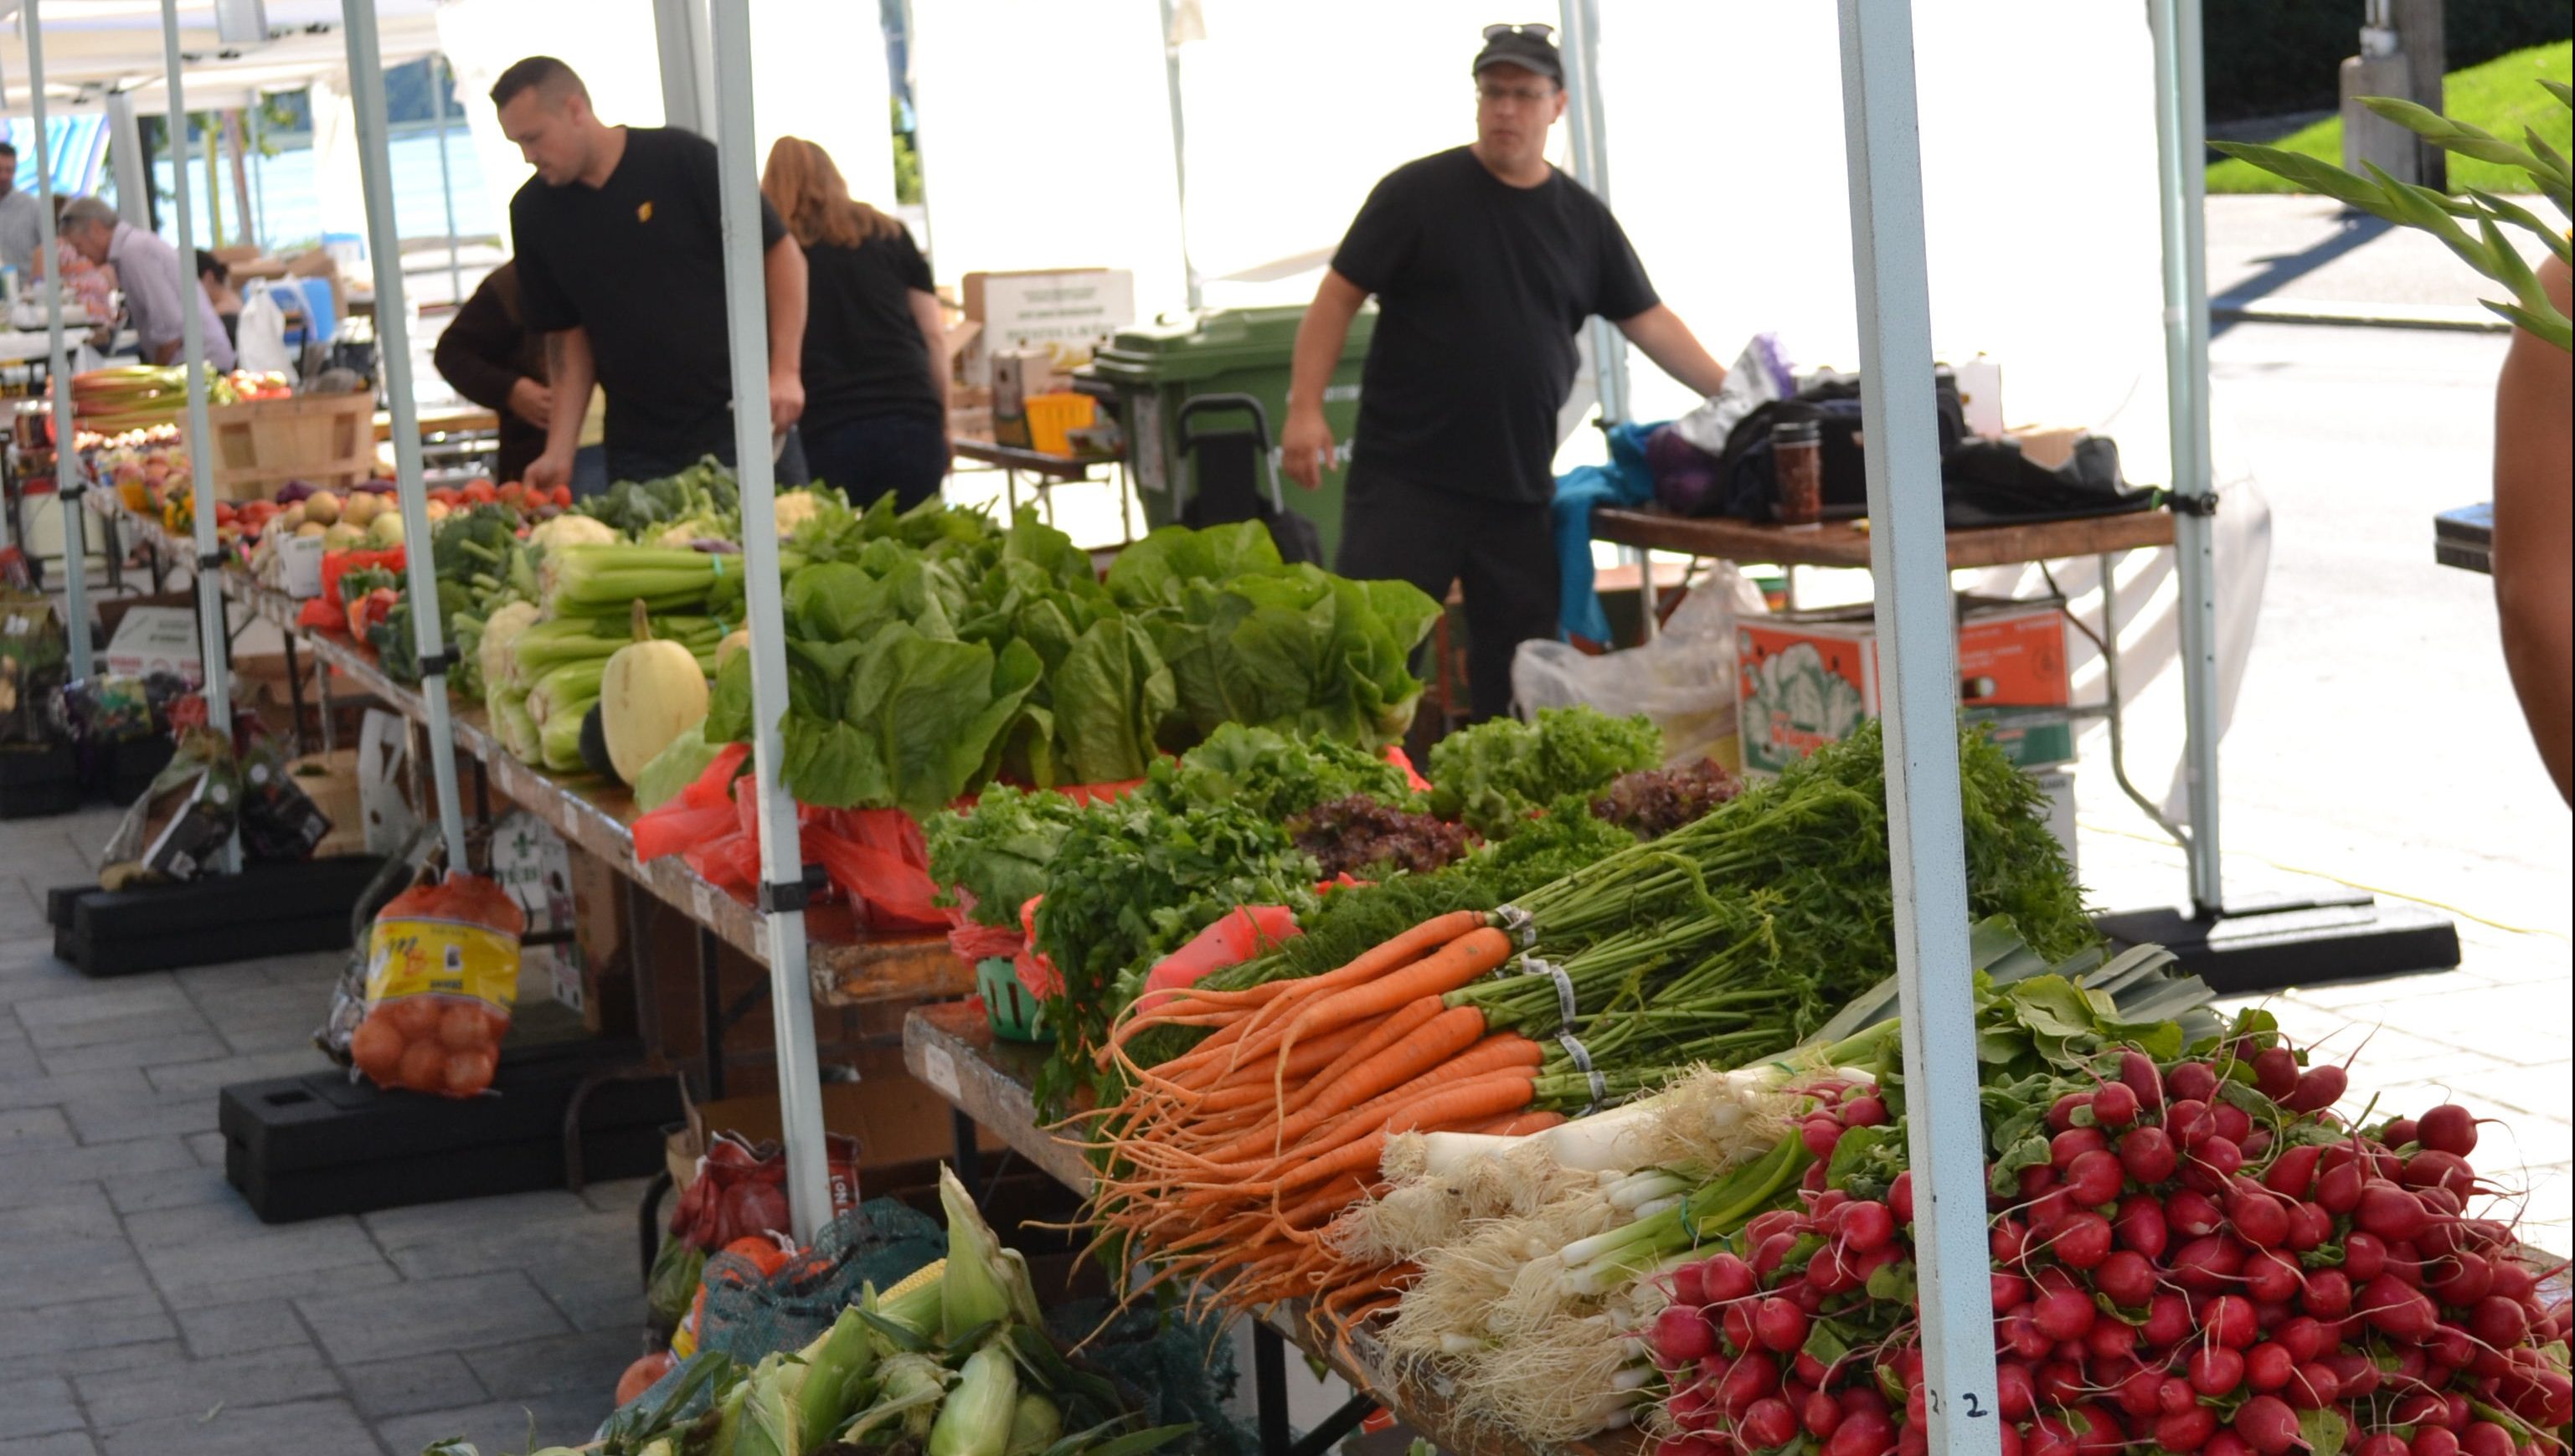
left=1477, top=80, right=1556, bottom=107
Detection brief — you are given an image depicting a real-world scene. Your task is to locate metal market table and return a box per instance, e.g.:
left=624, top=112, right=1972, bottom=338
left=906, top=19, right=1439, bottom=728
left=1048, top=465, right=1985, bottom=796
left=903, top=999, right=1639, bottom=1456
left=951, top=438, right=1131, bottom=540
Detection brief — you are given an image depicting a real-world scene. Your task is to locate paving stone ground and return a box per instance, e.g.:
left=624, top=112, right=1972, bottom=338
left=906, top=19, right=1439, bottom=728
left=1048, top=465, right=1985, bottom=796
left=0, top=805, right=653, bottom=1454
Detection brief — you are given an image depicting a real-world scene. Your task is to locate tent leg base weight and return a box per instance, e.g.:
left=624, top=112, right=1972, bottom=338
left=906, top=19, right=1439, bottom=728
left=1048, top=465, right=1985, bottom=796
left=2095, top=893, right=2460, bottom=996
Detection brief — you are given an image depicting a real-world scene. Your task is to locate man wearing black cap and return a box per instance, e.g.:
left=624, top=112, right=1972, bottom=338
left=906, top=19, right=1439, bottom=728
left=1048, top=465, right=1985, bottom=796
left=1282, top=22, right=1730, bottom=723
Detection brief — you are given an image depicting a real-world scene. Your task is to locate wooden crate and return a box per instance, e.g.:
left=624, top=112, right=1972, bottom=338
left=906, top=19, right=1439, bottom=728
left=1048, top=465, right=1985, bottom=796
left=205, top=393, right=379, bottom=501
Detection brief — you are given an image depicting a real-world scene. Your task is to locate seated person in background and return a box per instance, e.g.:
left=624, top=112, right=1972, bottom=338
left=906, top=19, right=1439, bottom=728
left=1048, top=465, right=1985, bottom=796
left=196, top=250, right=242, bottom=348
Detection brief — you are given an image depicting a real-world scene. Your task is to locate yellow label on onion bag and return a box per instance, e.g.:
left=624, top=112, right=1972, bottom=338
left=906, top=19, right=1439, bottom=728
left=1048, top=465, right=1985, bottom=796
left=364, top=915, right=520, bottom=1006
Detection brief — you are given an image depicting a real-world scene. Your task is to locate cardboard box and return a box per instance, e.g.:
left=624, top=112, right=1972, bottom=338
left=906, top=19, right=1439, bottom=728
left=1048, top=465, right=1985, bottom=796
left=287, top=749, right=367, bottom=859
left=566, top=844, right=633, bottom=1037
left=487, top=810, right=580, bottom=1011
left=278, top=534, right=326, bottom=599
left=354, top=709, right=419, bottom=856
left=1737, top=599, right=2073, bottom=777
left=104, top=605, right=203, bottom=686
left=669, top=1049, right=1001, bottom=1193
left=991, top=348, right=1059, bottom=419
left=960, top=269, right=1135, bottom=388
left=2005, top=424, right=2088, bottom=471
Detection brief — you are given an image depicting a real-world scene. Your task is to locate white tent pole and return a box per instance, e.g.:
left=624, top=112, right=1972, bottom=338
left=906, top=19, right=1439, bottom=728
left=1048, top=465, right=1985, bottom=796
left=653, top=0, right=711, bottom=136
left=342, top=0, right=472, bottom=876
left=2150, top=0, right=2227, bottom=915
left=1555, top=0, right=1627, bottom=426
left=1835, top=3, right=1999, bottom=1453
left=1156, top=0, right=1200, bottom=312
left=27, top=0, right=96, bottom=682
left=429, top=54, right=463, bottom=308
left=162, top=0, right=239, bottom=804
left=106, top=93, right=148, bottom=228
left=709, top=0, right=832, bottom=1242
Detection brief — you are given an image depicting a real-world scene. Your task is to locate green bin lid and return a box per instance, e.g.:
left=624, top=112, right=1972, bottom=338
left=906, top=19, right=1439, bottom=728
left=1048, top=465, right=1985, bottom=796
left=1086, top=304, right=1376, bottom=383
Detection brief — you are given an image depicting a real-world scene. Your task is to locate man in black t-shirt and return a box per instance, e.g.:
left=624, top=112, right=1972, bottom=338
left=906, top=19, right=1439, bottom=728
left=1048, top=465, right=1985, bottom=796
left=492, top=55, right=809, bottom=492
left=1282, top=23, right=1731, bottom=722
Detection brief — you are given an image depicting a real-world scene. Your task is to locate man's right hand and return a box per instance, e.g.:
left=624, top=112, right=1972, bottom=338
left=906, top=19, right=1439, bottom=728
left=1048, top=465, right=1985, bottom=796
left=507, top=378, right=554, bottom=430
left=523, top=448, right=573, bottom=493
left=1280, top=405, right=1335, bottom=491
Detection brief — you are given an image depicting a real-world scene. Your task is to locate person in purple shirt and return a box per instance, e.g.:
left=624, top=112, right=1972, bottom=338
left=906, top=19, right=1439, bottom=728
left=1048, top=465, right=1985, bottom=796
left=59, top=196, right=235, bottom=370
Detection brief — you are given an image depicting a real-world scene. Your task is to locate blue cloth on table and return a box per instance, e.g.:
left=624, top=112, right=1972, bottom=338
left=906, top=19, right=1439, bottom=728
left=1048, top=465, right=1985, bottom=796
left=1552, top=420, right=1664, bottom=642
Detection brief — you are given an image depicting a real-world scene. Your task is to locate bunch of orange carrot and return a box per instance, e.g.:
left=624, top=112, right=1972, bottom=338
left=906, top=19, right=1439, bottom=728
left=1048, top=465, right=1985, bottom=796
left=1074, top=909, right=1569, bottom=1327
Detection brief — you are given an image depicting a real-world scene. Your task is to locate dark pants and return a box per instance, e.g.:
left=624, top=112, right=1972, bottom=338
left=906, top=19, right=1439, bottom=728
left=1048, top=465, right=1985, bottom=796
left=797, top=413, right=949, bottom=513
left=1336, top=480, right=1558, bottom=723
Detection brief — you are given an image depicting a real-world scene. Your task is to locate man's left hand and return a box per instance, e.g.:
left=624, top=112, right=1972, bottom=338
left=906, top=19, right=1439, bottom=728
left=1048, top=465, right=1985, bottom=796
left=768, top=370, right=805, bottom=433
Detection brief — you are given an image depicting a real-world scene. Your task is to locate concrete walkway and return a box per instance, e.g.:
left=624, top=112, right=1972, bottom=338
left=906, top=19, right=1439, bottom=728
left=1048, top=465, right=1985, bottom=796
left=2, top=806, right=651, bottom=1456
left=2206, top=193, right=2557, bottom=324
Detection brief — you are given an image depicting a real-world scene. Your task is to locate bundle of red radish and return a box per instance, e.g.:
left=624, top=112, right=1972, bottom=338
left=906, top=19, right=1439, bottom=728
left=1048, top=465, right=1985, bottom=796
left=1645, top=1026, right=2572, bottom=1456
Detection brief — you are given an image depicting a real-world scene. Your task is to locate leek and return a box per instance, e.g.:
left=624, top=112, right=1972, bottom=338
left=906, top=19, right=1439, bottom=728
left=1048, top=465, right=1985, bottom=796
left=539, top=704, right=593, bottom=774
left=510, top=613, right=721, bottom=690
left=927, top=1345, right=1017, bottom=1456
left=490, top=688, right=540, bottom=764
left=543, top=543, right=733, bottom=615
left=477, top=600, right=542, bottom=697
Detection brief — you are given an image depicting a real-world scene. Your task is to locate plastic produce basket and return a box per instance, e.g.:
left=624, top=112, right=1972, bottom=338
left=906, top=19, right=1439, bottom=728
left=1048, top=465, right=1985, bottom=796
left=975, top=956, right=1053, bottom=1043
left=1022, top=392, right=1097, bottom=456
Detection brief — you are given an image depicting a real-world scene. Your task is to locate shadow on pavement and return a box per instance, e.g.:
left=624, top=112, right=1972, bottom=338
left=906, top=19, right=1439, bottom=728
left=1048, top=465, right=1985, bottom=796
left=2210, top=208, right=2392, bottom=335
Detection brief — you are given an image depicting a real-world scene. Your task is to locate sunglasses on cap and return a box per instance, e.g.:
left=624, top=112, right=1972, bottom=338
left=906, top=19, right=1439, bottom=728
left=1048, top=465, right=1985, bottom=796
left=1481, top=22, right=1555, bottom=41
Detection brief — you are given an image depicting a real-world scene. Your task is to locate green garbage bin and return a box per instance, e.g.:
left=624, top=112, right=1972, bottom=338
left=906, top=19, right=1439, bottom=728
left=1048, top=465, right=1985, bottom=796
left=1083, top=305, right=1376, bottom=566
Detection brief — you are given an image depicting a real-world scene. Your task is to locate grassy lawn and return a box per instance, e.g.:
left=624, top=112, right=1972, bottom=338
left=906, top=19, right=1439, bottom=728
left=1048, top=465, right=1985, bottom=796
left=2207, top=39, right=2571, bottom=195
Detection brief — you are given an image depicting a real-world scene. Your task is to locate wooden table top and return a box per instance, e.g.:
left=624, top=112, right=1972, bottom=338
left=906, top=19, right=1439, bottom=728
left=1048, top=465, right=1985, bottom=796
left=1590, top=506, right=2176, bottom=571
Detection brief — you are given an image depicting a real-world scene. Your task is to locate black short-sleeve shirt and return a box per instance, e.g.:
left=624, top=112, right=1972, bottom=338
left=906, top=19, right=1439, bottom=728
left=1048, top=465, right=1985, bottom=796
left=510, top=126, right=789, bottom=464
left=801, top=224, right=942, bottom=434
left=1331, top=146, right=1659, bottom=505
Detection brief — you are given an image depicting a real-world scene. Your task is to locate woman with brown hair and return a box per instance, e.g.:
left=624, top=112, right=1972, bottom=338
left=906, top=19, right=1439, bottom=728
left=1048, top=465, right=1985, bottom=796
left=762, top=136, right=950, bottom=511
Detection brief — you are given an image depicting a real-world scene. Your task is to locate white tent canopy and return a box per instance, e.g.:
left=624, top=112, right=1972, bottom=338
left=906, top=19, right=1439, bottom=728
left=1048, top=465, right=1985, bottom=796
left=2, top=0, right=443, bottom=113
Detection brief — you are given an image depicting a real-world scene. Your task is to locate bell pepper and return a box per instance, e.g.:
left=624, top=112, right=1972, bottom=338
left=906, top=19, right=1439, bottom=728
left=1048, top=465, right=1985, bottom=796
left=1137, top=906, right=1302, bottom=1014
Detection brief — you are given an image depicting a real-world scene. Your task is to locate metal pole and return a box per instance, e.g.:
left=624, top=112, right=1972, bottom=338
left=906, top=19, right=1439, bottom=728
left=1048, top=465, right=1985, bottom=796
left=2149, top=0, right=2226, bottom=916
left=1555, top=0, right=1628, bottom=427
left=27, top=0, right=95, bottom=681
left=1834, top=4, right=1998, bottom=1453
left=249, top=105, right=268, bottom=249
left=709, top=0, right=833, bottom=1242
left=1156, top=0, right=1200, bottom=311
left=653, top=0, right=708, bottom=136
left=162, top=0, right=237, bottom=775
left=342, top=0, right=471, bottom=876
left=429, top=54, right=463, bottom=310
left=106, top=93, right=149, bottom=228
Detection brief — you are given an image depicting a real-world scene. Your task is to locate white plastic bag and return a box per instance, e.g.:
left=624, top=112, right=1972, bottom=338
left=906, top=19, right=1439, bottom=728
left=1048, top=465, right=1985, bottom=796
left=1669, top=333, right=1797, bottom=455
left=234, top=280, right=296, bottom=381
left=1512, top=565, right=1769, bottom=766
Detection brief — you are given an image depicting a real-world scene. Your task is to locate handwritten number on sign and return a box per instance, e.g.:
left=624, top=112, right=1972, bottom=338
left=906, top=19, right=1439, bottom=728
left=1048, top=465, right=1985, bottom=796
left=1962, top=1392, right=1989, bottom=1419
